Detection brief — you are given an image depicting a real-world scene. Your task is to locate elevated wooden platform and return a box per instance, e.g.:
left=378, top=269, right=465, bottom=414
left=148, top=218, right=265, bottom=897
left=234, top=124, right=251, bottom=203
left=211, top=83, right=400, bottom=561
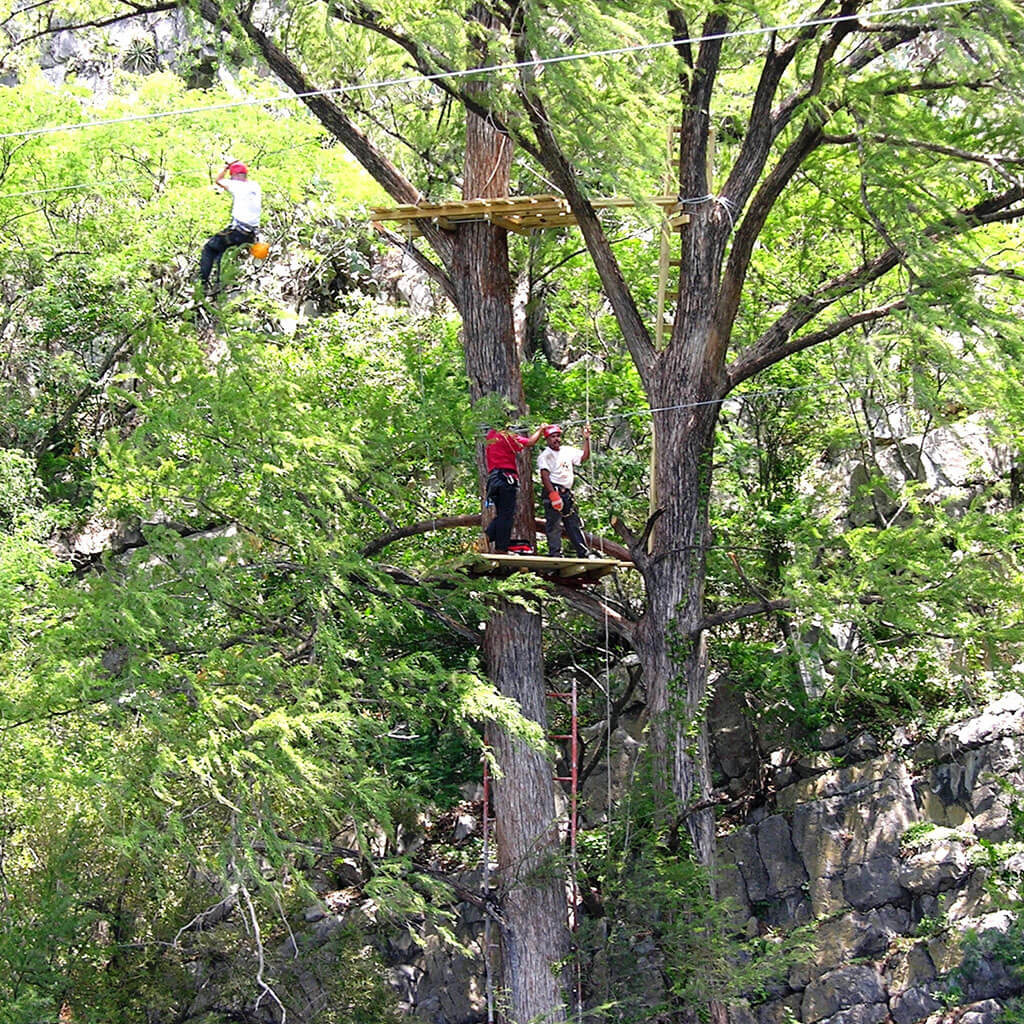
left=371, top=193, right=687, bottom=237
left=466, top=552, right=632, bottom=585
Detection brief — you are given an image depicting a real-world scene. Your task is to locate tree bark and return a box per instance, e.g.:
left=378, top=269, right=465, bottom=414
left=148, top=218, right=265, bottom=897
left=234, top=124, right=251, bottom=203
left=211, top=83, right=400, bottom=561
left=221, top=5, right=571, bottom=1013
left=485, top=603, right=570, bottom=1024
left=634, top=367, right=721, bottom=869
left=455, top=61, right=570, bottom=1023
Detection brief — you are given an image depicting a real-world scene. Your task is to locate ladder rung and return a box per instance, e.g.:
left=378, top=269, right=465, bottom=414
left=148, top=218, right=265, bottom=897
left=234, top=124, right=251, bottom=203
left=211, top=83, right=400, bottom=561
left=553, top=775, right=574, bottom=782
left=547, top=691, right=573, bottom=698
left=549, top=733, right=572, bottom=740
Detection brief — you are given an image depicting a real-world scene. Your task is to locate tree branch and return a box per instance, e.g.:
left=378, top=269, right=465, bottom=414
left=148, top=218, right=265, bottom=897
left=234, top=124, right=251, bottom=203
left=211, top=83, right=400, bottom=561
left=821, top=132, right=1024, bottom=180
left=717, top=9, right=929, bottom=347
left=550, top=584, right=636, bottom=643
left=691, top=598, right=793, bottom=637
left=362, top=512, right=632, bottom=561
left=34, top=326, right=138, bottom=458
left=510, top=27, right=657, bottom=382
left=727, top=185, right=1024, bottom=386
left=362, top=514, right=483, bottom=556
left=371, top=224, right=456, bottom=304
left=2, top=1, right=177, bottom=54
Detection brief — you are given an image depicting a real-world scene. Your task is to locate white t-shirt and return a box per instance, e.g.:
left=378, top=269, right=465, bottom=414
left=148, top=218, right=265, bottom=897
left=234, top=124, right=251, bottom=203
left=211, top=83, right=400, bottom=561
left=537, top=445, right=584, bottom=489
left=224, top=178, right=262, bottom=228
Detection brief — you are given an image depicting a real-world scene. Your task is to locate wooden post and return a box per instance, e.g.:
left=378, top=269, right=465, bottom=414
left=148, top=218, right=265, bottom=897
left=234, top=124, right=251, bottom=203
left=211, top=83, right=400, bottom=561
left=655, top=125, right=681, bottom=349
left=706, top=125, right=716, bottom=193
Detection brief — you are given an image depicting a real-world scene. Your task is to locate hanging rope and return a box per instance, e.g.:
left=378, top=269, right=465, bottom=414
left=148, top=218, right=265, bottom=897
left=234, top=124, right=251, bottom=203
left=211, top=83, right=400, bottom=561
left=481, top=735, right=495, bottom=1024
left=0, top=0, right=974, bottom=143
left=603, top=576, right=613, bottom=830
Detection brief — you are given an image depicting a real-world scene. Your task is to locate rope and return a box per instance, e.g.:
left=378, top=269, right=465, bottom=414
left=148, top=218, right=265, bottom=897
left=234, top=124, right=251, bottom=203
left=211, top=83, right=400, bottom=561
left=481, top=736, right=495, bottom=1024
left=603, top=575, right=613, bottom=1023
left=556, top=376, right=878, bottom=429
left=0, top=0, right=974, bottom=143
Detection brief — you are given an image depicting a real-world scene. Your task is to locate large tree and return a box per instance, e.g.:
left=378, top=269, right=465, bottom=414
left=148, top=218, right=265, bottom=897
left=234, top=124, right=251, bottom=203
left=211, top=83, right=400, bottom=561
left=6, top=0, right=1024, bottom=1019
left=172, top=0, right=1024, bottom=860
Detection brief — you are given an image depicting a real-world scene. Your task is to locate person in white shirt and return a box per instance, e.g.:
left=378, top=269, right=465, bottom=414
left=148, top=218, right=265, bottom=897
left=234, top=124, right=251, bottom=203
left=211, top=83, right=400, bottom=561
left=199, top=161, right=262, bottom=294
left=537, top=423, right=592, bottom=558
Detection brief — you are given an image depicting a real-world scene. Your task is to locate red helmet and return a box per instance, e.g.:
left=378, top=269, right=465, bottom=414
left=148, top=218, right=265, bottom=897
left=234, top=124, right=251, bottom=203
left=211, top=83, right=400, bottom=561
left=544, top=424, right=563, bottom=438
left=228, top=161, right=248, bottom=175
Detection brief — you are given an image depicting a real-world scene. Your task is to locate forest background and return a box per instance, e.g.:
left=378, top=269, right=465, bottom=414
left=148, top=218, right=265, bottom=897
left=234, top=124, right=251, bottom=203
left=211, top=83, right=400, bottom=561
left=2, top=0, right=1024, bottom=1022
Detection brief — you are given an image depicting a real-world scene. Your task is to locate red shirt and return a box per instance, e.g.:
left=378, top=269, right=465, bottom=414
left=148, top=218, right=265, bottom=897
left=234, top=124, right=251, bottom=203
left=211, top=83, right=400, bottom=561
left=485, top=430, right=529, bottom=473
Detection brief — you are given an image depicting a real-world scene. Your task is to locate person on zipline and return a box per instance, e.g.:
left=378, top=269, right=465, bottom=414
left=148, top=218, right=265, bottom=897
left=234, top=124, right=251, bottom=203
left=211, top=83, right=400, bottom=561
left=483, top=422, right=547, bottom=553
left=538, top=422, right=592, bottom=559
left=199, top=161, right=261, bottom=295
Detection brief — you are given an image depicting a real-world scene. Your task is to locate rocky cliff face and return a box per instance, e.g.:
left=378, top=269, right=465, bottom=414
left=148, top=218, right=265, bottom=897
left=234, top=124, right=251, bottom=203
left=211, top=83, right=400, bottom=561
left=715, top=692, right=1024, bottom=1024
left=357, top=694, right=1024, bottom=1023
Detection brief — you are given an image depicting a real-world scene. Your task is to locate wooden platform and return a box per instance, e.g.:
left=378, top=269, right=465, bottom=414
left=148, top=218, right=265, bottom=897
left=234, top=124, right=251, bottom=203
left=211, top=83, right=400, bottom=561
left=371, top=193, right=687, bottom=237
left=466, top=552, right=632, bottom=584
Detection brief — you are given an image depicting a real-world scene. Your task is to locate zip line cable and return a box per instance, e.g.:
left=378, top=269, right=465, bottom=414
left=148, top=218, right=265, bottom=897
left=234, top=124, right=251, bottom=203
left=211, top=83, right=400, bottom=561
left=0, top=138, right=326, bottom=201
left=0, top=0, right=975, bottom=143
left=554, top=377, right=880, bottom=430
left=0, top=176, right=139, bottom=200
left=489, top=370, right=921, bottom=441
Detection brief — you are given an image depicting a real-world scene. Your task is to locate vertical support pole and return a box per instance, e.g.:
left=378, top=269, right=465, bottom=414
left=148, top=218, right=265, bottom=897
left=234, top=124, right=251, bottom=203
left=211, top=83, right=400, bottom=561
left=481, top=734, right=495, bottom=1024
left=705, top=125, right=717, bottom=194
left=654, top=124, right=679, bottom=350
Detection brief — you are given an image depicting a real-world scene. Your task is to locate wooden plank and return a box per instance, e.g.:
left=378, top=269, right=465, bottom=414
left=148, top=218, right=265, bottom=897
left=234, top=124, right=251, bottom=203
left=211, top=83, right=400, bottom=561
left=464, top=552, right=632, bottom=585
left=490, top=217, right=546, bottom=235
left=371, top=193, right=690, bottom=226
left=557, top=562, right=593, bottom=579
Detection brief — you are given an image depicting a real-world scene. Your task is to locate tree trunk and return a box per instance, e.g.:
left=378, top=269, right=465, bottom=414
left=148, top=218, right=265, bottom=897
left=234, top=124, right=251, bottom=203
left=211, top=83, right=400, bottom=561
left=485, top=604, right=570, bottom=1024
left=455, top=95, right=570, bottom=1023
left=635, top=362, right=721, bottom=870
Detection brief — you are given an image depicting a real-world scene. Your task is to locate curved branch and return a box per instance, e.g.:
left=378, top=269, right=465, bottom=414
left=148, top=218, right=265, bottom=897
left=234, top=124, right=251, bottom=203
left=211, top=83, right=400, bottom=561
left=821, top=132, right=1024, bottom=180
left=550, top=584, right=636, bottom=643
left=361, top=513, right=633, bottom=562
left=736, top=297, right=910, bottom=385
left=2, top=1, right=176, bottom=54
left=691, top=598, right=793, bottom=637
left=727, top=186, right=1024, bottom=386
left=361, top=515, right=483, bottom=556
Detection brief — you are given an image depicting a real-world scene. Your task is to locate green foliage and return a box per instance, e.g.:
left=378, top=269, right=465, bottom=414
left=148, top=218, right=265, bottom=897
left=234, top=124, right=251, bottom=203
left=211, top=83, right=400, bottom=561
left=299, top=926, right=405, bottom=1024
left=575, top=765, right=813, bottom=1022
left=0, top=449, right=41, bottom=530
left=4, top=0, right=1024, bottom=1018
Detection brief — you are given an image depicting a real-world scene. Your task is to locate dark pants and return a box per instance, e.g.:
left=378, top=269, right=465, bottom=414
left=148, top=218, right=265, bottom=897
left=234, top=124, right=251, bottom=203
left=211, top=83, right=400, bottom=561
left=485, top=471, right=518, bottom=552
left=199, top=225, right=255, bottom=289
left=543, top=485, right=588, bottom=557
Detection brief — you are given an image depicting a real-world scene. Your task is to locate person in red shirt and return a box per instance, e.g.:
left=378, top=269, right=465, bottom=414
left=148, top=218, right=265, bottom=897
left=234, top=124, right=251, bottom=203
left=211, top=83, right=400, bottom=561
left=483, top=423, right=547, bottom=552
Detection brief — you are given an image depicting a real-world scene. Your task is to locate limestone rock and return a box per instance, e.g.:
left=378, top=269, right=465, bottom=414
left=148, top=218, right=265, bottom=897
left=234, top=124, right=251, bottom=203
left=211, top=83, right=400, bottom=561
left=802, top=964, right=887, bottom=1023
left=898, top=839, right=972, bottom=894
